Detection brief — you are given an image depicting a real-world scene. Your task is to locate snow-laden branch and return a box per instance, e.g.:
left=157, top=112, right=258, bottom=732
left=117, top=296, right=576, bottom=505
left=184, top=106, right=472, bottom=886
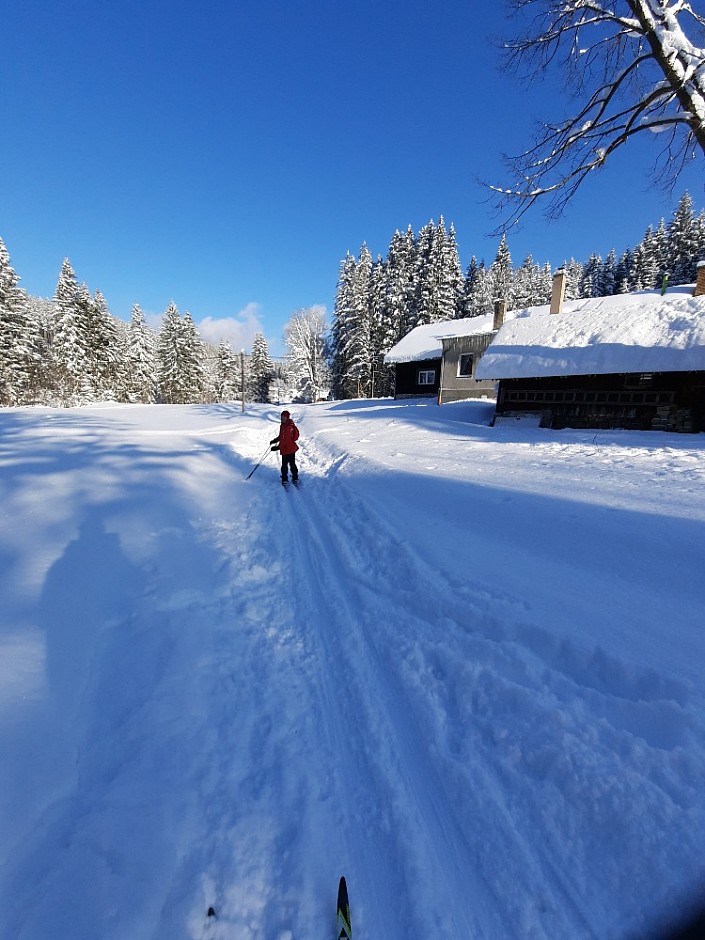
left=491, top=0, right=705, bottom=228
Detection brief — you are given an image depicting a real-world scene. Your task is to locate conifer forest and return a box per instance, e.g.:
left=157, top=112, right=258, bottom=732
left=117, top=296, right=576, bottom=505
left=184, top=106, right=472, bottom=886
left=1, top=192, right=704, bottom=408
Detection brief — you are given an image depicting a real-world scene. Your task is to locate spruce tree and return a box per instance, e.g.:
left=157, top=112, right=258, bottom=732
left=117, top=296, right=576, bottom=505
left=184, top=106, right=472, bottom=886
left=0, top=237, right=33, bottom=405
left=490, top=234, right=513, bottom=305
left=446, top=224, right=465, bottom=319
left=330, top=252, right=358, bottom=400
left=668, top=192, right=699, bottom=283
left=599, top=249, right=617, bottom=296
left=383, top=227, right=416, bottom=344
left=343, top=245, right=374, bottom=396
left=462, top=256, right=481, bottom=317
left=615, top=249, right=633, bottom=294
left=157, top=302, right=185, bottom=403
left=579, top=254, right=603, bottom=298
left=89, top=289, right=121, bottom=399
left=563, top=259, right=584, bottom=300
left=180, top=311, right=206, bottom=402
left=213, top=341, right=240, bottom=402
left=249, top=333, right=274, bottom=403
left=126, top=304, right=157, bottom=403
left=53, top=260, right=91, bottom=404
left=412, top=221, right=436, bottom=328
left=466, top=261, right=494, bottom=316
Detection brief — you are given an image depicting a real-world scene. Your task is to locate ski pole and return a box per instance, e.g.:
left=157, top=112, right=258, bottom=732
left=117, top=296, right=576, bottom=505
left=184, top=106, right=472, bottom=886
left=245, top=443, right=273, bottom=481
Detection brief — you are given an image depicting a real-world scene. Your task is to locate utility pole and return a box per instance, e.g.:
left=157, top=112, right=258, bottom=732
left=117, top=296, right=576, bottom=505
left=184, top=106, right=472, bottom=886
left=240, top=350, right=245, bottom=413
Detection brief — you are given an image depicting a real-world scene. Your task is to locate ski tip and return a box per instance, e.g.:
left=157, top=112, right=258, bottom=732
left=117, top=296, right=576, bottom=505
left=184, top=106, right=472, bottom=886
left=337, top=875, right=351, bottom=938
left=206, top=906, right=216, bottom=918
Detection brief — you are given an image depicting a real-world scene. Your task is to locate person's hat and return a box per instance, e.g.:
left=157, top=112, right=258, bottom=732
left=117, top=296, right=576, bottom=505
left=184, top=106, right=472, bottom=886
left=281, top=410, right=290, bottom=418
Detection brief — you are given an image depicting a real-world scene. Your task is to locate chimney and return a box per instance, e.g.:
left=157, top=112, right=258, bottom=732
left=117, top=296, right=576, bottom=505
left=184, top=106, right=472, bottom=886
left=694, top=261, right=705, bottom=297
left=493, top=298, right=506, bottom=331
left=550, top=269, right=567, bottom=314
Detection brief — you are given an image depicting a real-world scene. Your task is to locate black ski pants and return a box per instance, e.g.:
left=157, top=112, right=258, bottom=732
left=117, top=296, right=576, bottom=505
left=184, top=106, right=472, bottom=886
left=281, top=453, right=298, bottom=481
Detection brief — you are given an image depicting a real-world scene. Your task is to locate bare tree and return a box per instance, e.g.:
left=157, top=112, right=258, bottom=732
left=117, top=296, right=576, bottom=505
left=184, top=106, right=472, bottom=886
left=283, top=306, right=330, bottom=403
left=492, top=0, right=705, bottom=224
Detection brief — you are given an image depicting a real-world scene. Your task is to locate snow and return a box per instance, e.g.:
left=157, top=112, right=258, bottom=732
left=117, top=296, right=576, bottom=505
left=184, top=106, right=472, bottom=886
left=383, top=314, right=496, bottom=363
left=476, top=286, right=705, bottom=379
left=1, top=399, right=704, bottom=939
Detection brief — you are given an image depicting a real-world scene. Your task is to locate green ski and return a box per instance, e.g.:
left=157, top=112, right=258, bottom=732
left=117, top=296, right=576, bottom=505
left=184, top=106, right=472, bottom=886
left=336, top=876, right=352, bottom=939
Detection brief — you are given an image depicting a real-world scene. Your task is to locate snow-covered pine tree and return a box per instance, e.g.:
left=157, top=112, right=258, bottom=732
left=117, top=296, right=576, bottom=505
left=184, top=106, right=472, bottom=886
left=213, top=341, right=240, bottom=402
left=341, top=245, right=374, bottom=397
left=599, top=249, right=617, bottom=297
left=0, top=236, right=34, bottom=405
left=513, top=255, right=551, bottom=309
left=125, top=304, right=157, bottom=403
left=633, top=227, right=661, bottom=291
left=668, top=192, right=700, bottom=284
left=23, top=296, right=56, bottom=404
left=157, top=302, right=186, bottom=403
left=89, top=289, right=122, bottom=399
left=629, top=243, right=649, bottom=291
left=330, top=252, right=358, bottom=400
left=430, top=217, right=461, bottom=322
left=465, top=260, right=494, bottom=317
left=579, top=254, right=603, bottom=298
left=412, top=219, right=461, bottom=326
left=615, top=249, right=633, bottom=294
left=368, top=258, right=391, bottom=397
left=563, top=258, right=584, bottom=300
left=180, top=311, right=206, bottom=402
left=446, top=224, right=465, bottom=319
left=382, top=227, right=416, bottom=344
left=248, top=332, right=274, bottom=403
left=53, top=260, right=91, bottom=405
left=651, top=219, right=669, bottom=286
left=538, top=263, right=553, bottom=303
left=696, top=210, right=705, bottom=267
left=412, top=220, right=436, bottom=328
left=461, top=256, right=481, bottom=318
left=489, top=234, right=513, bottom=307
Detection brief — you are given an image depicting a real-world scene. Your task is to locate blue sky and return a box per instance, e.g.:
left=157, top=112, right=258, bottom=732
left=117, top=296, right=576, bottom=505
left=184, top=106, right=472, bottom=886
left=1, top=1, right=703, bottom=356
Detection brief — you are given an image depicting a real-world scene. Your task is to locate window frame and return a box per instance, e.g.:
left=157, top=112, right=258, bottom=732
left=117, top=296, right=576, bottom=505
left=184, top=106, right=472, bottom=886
left=457, top=353, right=474, bottom=378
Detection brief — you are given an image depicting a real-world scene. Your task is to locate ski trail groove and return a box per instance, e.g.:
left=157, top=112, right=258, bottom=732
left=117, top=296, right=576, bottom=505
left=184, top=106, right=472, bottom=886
left=279, top=461, right=511, bottom=937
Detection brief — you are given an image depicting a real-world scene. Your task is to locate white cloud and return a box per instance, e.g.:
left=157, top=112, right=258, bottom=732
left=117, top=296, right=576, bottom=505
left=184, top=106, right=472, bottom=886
left=196, top=303, right=265, bottom=350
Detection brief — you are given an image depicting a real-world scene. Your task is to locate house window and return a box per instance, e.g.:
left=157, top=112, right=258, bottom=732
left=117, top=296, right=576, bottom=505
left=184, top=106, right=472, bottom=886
left=625, top=373, right=655, bottom=389
left=457, top=354, right=474, bottom=377
left=418, top=369, right=436, bottom=385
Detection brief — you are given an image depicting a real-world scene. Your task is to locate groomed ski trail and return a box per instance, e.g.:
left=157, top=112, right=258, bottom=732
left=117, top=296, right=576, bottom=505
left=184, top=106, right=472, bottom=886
left=277, top=428, right=604, bottom=939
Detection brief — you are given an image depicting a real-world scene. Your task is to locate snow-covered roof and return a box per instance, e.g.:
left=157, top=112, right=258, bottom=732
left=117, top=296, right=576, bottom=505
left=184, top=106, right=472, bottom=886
left=475, top=286, right=705, bottom=380
left=384, top=314, right=496, bottom=364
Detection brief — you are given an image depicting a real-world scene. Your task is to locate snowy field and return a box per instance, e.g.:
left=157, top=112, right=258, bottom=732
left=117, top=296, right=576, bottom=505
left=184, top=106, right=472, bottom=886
left=0, top=398, right=703, bottom=940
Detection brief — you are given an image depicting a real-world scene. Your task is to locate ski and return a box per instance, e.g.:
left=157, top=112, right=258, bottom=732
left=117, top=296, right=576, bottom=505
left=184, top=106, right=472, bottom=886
left=336, top=876, right=351, bottom=939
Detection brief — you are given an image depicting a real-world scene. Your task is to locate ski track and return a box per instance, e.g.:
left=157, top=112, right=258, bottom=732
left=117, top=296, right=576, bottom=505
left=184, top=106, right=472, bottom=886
left=2, top=407, right=703, bottom=940
left=171, top=420, right=704, bottom=940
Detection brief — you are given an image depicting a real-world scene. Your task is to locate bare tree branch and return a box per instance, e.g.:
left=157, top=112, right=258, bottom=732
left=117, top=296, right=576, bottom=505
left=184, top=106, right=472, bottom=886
left=489, top=0, right=705, bottom=230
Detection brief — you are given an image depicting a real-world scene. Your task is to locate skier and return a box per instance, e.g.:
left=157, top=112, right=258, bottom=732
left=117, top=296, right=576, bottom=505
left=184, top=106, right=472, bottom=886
left=270, top=410, right=300, bottom=483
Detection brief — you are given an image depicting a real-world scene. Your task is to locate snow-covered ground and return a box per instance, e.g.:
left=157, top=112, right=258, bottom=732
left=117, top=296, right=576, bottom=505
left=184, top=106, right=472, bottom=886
left=0, top=398, right=703, bottom=940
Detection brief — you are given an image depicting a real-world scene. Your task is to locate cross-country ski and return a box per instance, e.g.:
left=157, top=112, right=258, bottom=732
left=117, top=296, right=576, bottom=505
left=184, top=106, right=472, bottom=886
left=336, top=876, right=352, bottom=940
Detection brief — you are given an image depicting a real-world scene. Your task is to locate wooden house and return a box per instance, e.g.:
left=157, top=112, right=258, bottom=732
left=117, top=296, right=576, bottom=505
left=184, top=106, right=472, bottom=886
left=383, top=314, right=501, bottom=402
left=475, top=267, right=705, bottom=432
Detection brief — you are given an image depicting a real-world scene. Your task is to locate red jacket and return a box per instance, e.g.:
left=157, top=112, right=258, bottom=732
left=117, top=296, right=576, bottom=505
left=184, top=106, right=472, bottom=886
left=275, top=418, right=299, bottom=455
